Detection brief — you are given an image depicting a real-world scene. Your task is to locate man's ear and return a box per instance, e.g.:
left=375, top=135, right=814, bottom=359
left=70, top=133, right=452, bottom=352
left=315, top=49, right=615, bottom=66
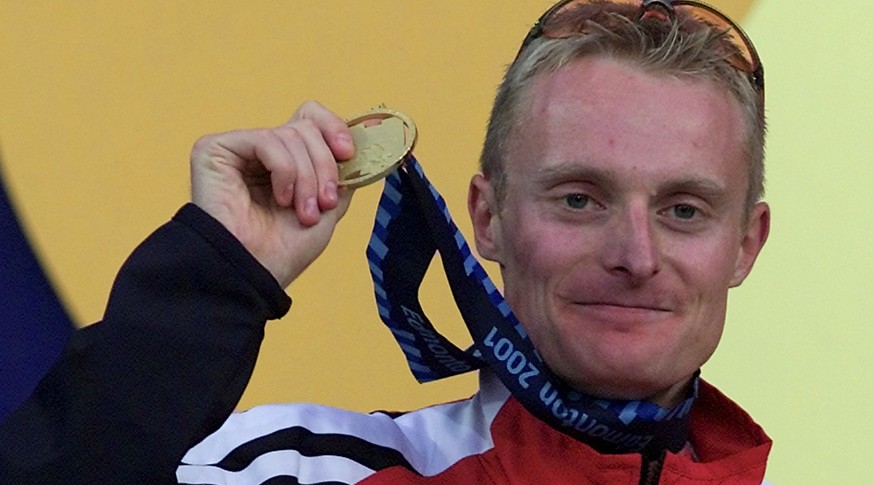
left=468, top=174, right=503, bottom=264
left=730, top=202, right=771, bottom=287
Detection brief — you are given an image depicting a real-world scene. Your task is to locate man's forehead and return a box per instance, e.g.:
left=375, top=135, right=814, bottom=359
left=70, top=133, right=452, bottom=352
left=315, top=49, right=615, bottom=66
left=502, top=57, right=749, bottom=199
left=516, top=58, right=743, bottom=140
left=527, top=56, right=732, bottom=108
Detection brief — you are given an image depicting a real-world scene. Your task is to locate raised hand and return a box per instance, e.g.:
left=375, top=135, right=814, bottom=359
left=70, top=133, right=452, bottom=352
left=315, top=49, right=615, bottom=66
left=190, top=101, right=355, bottom=287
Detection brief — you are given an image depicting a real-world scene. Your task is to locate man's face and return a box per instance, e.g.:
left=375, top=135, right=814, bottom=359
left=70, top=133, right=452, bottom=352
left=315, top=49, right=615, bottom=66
left=469, top=56, right=769, bottom=406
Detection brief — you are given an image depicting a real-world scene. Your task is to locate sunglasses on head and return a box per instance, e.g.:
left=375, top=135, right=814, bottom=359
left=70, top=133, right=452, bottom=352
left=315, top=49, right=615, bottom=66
left=516, top=0, right=764, bottom=95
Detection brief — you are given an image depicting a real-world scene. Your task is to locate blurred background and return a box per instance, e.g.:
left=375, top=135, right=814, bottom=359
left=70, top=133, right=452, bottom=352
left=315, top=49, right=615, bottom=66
left=1, top=1, right=871, bottom=482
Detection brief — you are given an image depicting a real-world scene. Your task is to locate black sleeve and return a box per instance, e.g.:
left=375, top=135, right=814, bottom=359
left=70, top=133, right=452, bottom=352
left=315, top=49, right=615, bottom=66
left=0, top=204, right=292, bottom=484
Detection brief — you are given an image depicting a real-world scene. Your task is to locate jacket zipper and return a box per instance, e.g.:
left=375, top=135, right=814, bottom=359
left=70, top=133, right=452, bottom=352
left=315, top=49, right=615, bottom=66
left=638, top=449, right=666, bottom=485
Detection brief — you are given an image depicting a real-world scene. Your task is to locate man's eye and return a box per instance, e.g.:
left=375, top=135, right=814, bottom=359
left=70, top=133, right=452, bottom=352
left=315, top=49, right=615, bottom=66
left=672, top=204, right=698, bottom=220
left=564, top=194, right=590, bottom=209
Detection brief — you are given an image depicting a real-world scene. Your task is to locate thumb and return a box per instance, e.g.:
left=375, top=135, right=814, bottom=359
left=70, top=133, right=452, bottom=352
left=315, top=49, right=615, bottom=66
left=333, top=187, right=355, bottom=221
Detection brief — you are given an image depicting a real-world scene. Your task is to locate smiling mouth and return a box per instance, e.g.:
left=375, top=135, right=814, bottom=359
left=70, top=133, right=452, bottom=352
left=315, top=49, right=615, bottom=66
left=583, top=302, right=669, bottom=311
left=572, top=302, right=672, bottom=322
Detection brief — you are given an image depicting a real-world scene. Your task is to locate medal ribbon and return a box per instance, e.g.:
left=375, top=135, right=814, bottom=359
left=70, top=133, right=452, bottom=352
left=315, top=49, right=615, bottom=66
left=367, top=157, right=697, bottom=454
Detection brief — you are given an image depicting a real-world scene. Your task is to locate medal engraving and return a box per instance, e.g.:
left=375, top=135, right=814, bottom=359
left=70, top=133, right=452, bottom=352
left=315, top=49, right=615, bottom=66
left=338, top=107, right=417, bottom=188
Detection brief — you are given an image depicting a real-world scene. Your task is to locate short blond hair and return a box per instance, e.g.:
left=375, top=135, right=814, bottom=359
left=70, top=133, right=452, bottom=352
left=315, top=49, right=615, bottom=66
left=480, top=2, right=765, bottom=212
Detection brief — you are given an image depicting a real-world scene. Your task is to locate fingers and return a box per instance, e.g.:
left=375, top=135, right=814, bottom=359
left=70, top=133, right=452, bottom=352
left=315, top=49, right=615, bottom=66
left=290, top=100, right=355, bottom=161
left=192, top=102, right=354, bottom=227
left=271, top=101, right=354, bottom=225
left=272, top=121, right=335, bottom=226
left=264, top=124, right=320, bottom=225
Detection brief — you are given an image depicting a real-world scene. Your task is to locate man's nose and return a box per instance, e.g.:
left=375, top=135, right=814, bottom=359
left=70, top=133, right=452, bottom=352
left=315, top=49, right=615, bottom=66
left=602, top=204, right=661, bottom=283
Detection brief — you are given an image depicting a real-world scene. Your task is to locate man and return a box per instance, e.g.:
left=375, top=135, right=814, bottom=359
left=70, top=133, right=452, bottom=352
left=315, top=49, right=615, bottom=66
left=0, top=0, right=772, bottom=483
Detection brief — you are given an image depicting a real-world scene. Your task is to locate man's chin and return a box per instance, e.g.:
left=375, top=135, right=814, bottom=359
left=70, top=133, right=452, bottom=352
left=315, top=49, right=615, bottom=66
left=558, top=362, right=693, bottom=407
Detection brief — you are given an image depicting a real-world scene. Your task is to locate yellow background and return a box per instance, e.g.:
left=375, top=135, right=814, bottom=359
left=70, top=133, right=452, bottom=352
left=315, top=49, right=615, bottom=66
left=1, top=1, right=870, bottom=483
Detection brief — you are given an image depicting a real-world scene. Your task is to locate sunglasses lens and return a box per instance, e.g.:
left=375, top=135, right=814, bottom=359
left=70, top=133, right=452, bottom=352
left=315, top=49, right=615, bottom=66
left=539, top=0, right=637, bottom=39
left=673, top=3, right=757, bottom=73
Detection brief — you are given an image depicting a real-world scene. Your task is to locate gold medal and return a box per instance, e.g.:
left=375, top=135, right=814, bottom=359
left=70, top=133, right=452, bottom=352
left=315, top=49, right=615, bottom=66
left=338, top=106, right=417, bottom=188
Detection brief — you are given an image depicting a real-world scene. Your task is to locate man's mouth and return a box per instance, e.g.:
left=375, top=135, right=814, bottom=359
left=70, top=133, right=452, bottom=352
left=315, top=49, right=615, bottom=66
left=570, top=301, right=673, bottom=324
left=581, top=301, right=669, bottom=311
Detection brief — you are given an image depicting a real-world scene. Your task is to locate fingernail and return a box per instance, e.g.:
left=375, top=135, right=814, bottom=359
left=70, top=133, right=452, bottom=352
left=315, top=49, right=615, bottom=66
left=337, top=132, right=353, bottom=149
left=305, top=197, right=318, bottom=216
left=324, top=181, right=337, bottom=203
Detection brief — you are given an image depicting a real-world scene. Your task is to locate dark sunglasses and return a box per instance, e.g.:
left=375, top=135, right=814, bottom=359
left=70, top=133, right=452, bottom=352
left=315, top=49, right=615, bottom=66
left=516, top=0, right=764, bottom=95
